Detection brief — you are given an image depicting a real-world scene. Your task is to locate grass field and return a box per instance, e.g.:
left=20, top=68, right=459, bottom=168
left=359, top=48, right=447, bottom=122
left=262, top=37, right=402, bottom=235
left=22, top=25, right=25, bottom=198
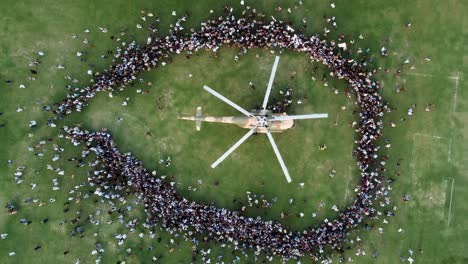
left=0, top=0, right=467, bottom=263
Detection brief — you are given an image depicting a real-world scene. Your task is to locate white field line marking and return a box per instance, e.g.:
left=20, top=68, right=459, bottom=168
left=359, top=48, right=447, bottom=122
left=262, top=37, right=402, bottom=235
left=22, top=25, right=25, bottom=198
left=335, top=113, right=339, bottom=126
left=400, top=72, right=459, bottom=80
left=157, top=139, right=163, bottom=161
left=343, top=178, right=349, bottom=204
left=413, top=133, right=449, bottom=140
left=448, top=72, right=460, bottom=162
left=452, top=73, right=460, bottom=113
left=401, top=72, right=434, bottom=78
left=411, top=134, right=455, bottom=227
left=447, top=177, right=455, bottom=227
left=410, top=134, right=417, bottom=169
left=343, top=165, right=352, bottom=204
left=343, top=142, right=354, bottom=204
left=447, top=138, right=453, bottom=163
left=122, top=112, right=151, bottom=131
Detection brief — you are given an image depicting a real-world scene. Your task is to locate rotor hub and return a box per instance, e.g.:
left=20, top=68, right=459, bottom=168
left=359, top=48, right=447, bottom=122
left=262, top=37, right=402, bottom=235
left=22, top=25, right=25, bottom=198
left=256, top=115, right=269, bottom=127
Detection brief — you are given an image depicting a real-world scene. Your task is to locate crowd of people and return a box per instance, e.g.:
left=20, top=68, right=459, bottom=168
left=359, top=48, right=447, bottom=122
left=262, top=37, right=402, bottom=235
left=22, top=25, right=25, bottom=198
left=54, top=8, right=391, bottom=261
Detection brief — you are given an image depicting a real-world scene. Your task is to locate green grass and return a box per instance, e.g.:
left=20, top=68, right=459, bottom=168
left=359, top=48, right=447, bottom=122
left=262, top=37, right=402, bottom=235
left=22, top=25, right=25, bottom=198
left=72, top=48, right=358, bottom=231
left=0, top=0, right=467, bottom=263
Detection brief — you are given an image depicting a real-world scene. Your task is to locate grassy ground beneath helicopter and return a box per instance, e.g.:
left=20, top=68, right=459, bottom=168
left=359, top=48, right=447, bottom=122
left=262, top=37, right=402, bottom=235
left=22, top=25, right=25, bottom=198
left=0, top=0, right=467, bottom=263
left=69, top=47, right=358, bottom=231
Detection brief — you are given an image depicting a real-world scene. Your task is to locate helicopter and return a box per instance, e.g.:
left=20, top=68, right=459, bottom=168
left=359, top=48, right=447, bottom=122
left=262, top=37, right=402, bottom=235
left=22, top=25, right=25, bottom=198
left=179, top=56, right=328, bottom=182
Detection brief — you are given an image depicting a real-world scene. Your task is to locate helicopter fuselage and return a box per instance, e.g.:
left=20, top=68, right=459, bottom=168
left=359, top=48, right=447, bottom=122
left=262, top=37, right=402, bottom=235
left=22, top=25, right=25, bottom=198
left=178, top=109, right=294, bottom=133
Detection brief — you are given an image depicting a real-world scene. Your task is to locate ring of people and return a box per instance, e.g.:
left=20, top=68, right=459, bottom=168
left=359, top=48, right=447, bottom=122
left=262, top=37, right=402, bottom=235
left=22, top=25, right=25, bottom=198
left=54, top=8, right=388, bottom=261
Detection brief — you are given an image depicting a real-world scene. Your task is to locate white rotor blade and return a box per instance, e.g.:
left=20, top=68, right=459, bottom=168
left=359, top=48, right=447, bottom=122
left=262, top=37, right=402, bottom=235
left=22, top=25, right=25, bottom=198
left=266, top=130, right=292, bottom=183
left=211, top=126, right=257, bottom=168
left=261, top=56, right=280, bottom=109
left=272, top=113, right=328, bottom=121
left=203, top=85, right=252, bottom=117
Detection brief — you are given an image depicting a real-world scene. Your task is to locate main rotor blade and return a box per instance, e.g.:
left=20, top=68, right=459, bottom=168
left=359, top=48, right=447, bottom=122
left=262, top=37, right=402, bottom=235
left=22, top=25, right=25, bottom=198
left=211, top=126, right=257, bottom=168
left=203, top=85, right=252, bottom=117
left=261, top=56, right=280, bottom=109
left=266, top=130, right=292, bottom=183
left=272, top=113, right=328, bottom=121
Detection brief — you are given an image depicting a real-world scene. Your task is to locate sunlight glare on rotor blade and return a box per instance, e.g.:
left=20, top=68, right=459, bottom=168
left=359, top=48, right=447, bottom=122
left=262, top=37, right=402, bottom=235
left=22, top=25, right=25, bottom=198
left=273, top=113, right=328, bottom=121
left=266, top=130, right=292, bottom=183
left=210, top=127, right=257, bottom=169
left=203, top=85, right=252, bottom=117
left=261, top=56, right=280, bottom=109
